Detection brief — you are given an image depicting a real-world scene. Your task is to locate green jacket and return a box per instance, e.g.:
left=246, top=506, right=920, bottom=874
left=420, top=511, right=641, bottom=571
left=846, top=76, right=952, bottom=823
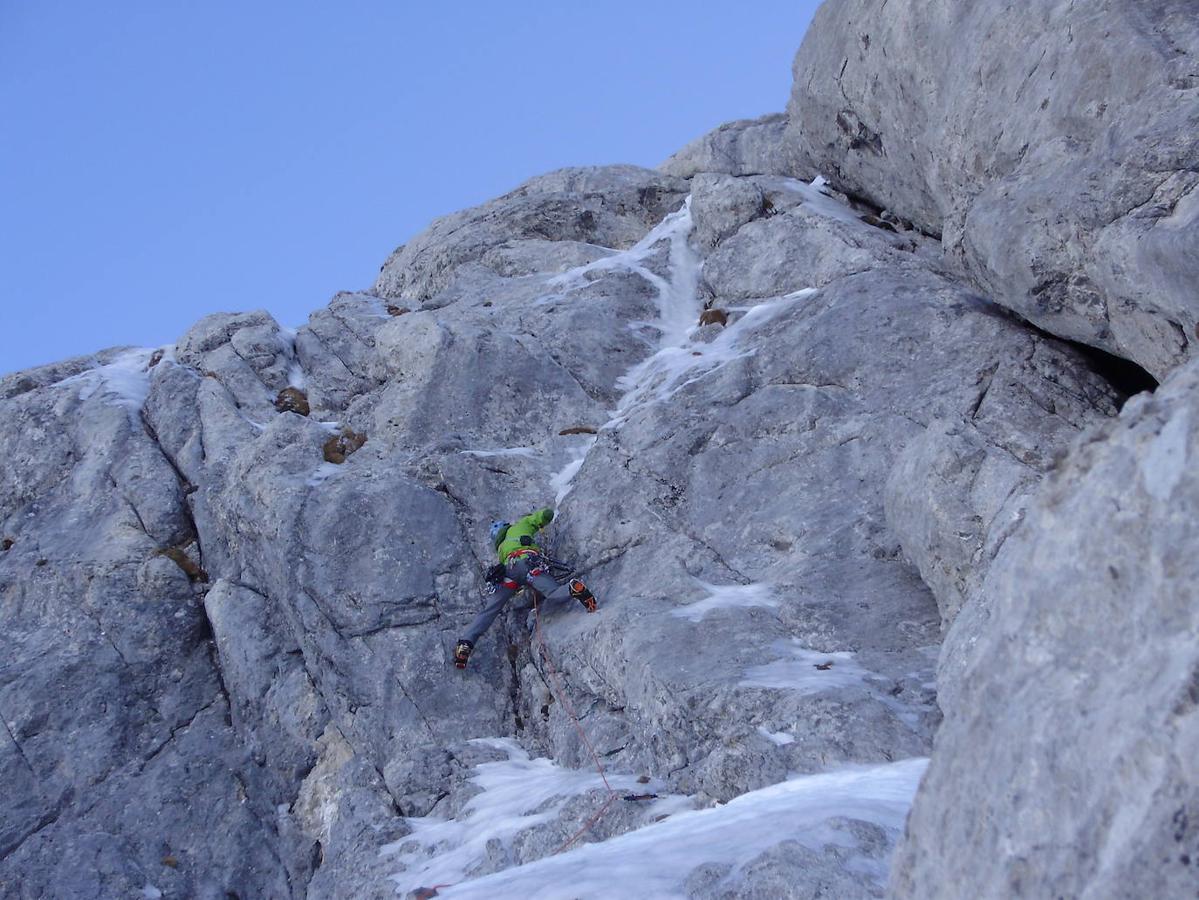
left=496, top=508, right=554, bottom=562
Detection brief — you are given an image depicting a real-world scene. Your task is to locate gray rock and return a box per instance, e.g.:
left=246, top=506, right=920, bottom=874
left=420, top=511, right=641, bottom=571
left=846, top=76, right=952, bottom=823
left=537, top=241, right=1116, bottom=809
left=205, top=578, right=327, bottom=781
left=176, top=309, right=296, bottom=421
left=786, top=0, right=1199, bottom=377
left=374, top=165, right=689, bottom=302
left=891, top=355, right=1199, bottom=899
left=660, top=113, right=794, bottom=179
left=700, top=196, right=928, bottom=300
left=688, top=173, right=815, bottom=252
left=299, top=725, right=411, bottom=900
left=884, top=421, right=1036, bottom=631
left=294, top=291, right=390, bottom=418
left=884, top=329, right=1123, bottom=630
left=0, top=50, right=1179, bottom=894
left=480, top=239, right=614, bottom=278
left=0, top=354, right=304, bottom=898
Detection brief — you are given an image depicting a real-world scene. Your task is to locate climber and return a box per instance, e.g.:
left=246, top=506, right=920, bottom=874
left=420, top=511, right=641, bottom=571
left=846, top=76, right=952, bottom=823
left=454, top=507, right=596, bottom=668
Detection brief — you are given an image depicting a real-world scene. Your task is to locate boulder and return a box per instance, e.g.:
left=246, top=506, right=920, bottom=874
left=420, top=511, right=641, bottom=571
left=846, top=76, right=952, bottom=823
left=373, top=165, right=689, bottom=302
left=891, top=356, right=1199, bottom=899
left=660, top=113, right=794, bottom=179
left=787, top=0, right=1199, bottom=378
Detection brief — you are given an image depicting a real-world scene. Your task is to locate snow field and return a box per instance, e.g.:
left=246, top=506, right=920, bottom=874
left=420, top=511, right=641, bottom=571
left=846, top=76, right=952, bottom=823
left=385, top=738, right=654, bottom=895
left=431, top=755, right=929, bottom=898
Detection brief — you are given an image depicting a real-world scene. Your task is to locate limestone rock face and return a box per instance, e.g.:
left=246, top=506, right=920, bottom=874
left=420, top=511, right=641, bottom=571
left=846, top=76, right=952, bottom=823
left=883, top=331, right=1121, bottom=632
left=373, top=165, right=689, bottom=303
left=0, top=159, right=1126, bottom=897
left=0, top=349, right=306, bottom=898
left=2, top=4, right=1193, bottom=895
left=787, top=0, right=1199, bottom=378
left=659, top=113, right=793, bottom=179
left=890, top=356, right=1199, bottom=899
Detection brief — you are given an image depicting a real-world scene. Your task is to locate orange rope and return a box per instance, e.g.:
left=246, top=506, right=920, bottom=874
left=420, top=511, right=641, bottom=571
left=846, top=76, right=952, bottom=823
left=530, top=589, right=620, bottom=854
left=414, top=584, right=613, bottom=898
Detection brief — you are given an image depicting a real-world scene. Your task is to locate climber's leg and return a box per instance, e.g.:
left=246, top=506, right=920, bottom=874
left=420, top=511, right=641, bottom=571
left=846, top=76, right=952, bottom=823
left=526, top=566, right=596, bottom=613
left=460, top=578, right=519, bottom=647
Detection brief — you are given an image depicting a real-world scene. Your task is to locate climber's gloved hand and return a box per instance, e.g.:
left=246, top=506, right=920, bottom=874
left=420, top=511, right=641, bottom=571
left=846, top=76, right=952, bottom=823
left=484, top=563, right=506, bottom=584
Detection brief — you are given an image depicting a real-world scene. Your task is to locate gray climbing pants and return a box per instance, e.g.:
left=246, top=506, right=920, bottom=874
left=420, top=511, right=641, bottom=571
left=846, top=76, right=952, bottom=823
left=461, top=554, right=576, bottom=646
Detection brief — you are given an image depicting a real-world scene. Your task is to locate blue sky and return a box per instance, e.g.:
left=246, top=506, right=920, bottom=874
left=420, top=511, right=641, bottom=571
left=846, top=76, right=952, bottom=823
left=1, top=2, right=820, bottom=376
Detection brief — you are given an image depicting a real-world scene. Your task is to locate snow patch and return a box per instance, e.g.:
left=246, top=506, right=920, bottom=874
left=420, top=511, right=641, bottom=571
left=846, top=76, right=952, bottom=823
left=757, top=726, right=796, bottom=746
left=1141, top=408, right=1189, bottom=501
left=64, top=347, right=172, bottom=421
left=384, top=738, right=646, bottom=896
left=756, top=175, right=879, bottom=229
left=460, top=446, right=540, bottom=460
left=606, top=288, right=816, bottom=429
left=742, top=639, right=871, bottom=694
left=433, top=757, right=928, bottom=899
left=549, top=437, right=596, bottom=505
left=671, top=580, right=777, bottom=622
left=306, top=462, right=344, bottom=487
left=796, top=175, right=874, bottom=227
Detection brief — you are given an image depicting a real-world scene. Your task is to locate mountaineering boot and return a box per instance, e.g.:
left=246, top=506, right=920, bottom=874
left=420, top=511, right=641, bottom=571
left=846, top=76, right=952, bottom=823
left=569, top=579, right=597, bottom=613
left=454, top=639, right=474, bottom=669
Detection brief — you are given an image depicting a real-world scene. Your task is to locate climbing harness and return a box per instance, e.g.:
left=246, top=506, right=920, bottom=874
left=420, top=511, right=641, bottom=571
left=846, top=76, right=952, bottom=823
left=504, top=547, right=541, bottom=564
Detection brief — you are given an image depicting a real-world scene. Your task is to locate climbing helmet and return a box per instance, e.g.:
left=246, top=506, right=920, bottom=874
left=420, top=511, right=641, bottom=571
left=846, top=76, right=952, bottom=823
left=489, top=520, right=510, bottom=548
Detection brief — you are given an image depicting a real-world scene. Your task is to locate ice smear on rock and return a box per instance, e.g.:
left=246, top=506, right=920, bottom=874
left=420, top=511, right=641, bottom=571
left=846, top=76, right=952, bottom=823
left=610, top=288, right=816, bottom=428
left=459, top=446, right=540, bottom=459
left=742, top=639, right=871, bottom=694
left=544, top=195, right=820, bottom=501
left=670, top=580, right=778, bottom=622
left=543, top=198, right=703, bottom=500
left=433, top=757, right=928, bottom=899
left=758, top=725, right=796, bottom=746
left=550, top=437, right=595, bottom=505
left=549, top=198, right=701, bottom=349
left=281, top=331, right=307, bottom=389
left=385, top=738, right=649, bottom=896
left=64, top=346, right=173, bottom=420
